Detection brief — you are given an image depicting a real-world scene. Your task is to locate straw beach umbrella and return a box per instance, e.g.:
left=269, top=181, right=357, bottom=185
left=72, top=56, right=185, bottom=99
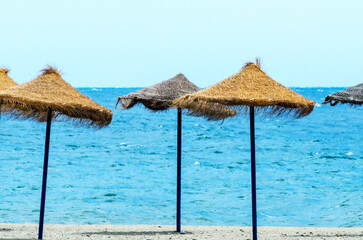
left=0, top=68, right=17, bottom=117
left=116, top=73, right=235, bottom=233
left=323, top=83, right=363, bottom=106
left=174, top=60, right=315, bottom=240
left=0, top=68, right=17, bottom=91
left=0, top=66, right=113, bottom=240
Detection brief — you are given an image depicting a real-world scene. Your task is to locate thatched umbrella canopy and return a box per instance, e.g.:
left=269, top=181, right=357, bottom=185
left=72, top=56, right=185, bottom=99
left=174, top=62, right=315, bottom=120
left=173, top=61, right=315, bottom=240
left=0, top=68, right=17, bottom=91
left=117, top=73, right=199, bottom=110
left=117, top=73, right=235, bottom=233
left=0, top=68, right=17, bottom=117
left=0, top=66, right=113, bottom=240
left=323, top=83, right=363, bottom=106
left=0, top=66, right=112, bottom=127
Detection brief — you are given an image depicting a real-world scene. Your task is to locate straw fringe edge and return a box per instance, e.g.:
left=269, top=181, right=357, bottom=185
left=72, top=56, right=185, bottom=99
left=322, top=96, right=363, bottom=106
left=173, top=95, right=315, bottom=120
left=116, top=97, right=173, bottom=111
left=0, top=97, right=113, bottom=128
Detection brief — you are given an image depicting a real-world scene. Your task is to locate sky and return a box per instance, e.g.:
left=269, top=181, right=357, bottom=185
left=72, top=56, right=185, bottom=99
left=0, top=0, right=362, bottom=88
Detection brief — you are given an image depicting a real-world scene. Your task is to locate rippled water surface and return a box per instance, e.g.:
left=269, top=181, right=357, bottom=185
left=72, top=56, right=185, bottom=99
left=0, top=88, right=362, bottom=227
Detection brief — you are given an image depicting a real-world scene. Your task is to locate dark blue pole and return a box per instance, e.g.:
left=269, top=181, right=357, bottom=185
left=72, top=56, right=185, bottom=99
left=38, top=108, right=52, bottom=240
left=176, top=108, right=182, bottom=232
left=250, top=106, right=257, bottom=240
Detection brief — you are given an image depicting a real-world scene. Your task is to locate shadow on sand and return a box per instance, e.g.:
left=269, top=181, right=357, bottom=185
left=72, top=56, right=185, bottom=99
left=0, top=239, right=36, bottom=240
left=83, top=230, right=191, bottom=236
left=0, top=228, right=36, bottom=240
left=290, top=233, right=363, bottom=238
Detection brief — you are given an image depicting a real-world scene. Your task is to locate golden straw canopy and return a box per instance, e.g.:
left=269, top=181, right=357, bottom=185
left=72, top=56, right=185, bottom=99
left=173, top=62, right=315, bottom=120
left=0, top=66, right=113, bottom=128
left=0, top=68, right=17, bottom=91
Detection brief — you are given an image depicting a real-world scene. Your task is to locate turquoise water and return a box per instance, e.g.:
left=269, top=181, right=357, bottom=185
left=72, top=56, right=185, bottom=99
left=0, top=88, right=362, bottom=227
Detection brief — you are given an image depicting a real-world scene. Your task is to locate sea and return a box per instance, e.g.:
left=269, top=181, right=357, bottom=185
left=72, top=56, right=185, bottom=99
left=0, top=87, right=362, bottom=227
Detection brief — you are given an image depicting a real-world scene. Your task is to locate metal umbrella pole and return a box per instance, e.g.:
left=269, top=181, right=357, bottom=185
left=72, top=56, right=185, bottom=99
left=176, top=108, right=182, bottom=232
left=38, top=108, right=52, bottom=240
left=250, top=106, right=257, bottom=240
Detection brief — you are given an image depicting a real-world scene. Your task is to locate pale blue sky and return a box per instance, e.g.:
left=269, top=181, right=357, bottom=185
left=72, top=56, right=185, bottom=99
left=0, top=0, right=362, bottom=87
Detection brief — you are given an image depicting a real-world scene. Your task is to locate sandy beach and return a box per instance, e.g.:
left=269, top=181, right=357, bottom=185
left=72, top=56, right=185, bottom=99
left=0, top=224, right=362, bottom=240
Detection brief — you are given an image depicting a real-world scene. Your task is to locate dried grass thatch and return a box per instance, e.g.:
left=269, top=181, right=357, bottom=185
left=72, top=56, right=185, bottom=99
left=0, top=68, right=17, bottom=91
left=173, top=61, right=315, bottom=120
left=323, top=83, right=363, bottom=106
left=0, top=66, right=113, bottom=128
left=116, top=73, right=236, bottom=120
left=116, top=73, right=200, bottom=110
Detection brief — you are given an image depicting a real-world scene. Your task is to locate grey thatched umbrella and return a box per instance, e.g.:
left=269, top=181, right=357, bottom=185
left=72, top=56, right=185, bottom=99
left=117, top=73, right=201, bottom=111
left=117, top=73, right=235, bottom=232
left=174, top=61, right=315, bottom=240
left=323, top=83, right=363, bottom=106
left=0, top=66, right=113, bottom=240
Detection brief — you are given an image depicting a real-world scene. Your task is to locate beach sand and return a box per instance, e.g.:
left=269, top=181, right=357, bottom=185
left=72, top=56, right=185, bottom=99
left=0, top=224, right=362, bottom=240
